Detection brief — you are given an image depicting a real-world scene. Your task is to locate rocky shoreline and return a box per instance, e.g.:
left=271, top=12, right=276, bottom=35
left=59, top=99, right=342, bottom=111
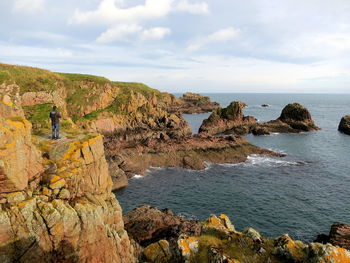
left=1, top=63, right=350, bottom=263
left=124, top=205, right=350, bottom=263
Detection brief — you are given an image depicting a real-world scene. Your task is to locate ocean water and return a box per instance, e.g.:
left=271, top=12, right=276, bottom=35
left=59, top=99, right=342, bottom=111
left=115, top=93, right=350, bottom=242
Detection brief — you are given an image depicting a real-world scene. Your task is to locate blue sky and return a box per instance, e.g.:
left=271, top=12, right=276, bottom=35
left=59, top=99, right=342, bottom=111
left=1, top=0, right=350, bottom=93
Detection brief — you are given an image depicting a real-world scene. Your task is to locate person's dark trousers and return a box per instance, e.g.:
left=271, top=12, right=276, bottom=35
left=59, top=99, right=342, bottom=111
left=52, top=123, right=60, bottom=139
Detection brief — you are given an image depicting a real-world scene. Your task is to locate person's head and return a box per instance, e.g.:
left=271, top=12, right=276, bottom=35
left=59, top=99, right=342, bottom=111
left=53, top=106, right=57, bottom=111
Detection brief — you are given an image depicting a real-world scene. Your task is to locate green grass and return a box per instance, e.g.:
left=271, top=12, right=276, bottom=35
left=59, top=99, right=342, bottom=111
left=0, top=63, right=66, bottom=94
left=57, top=72, right=111, bottom=85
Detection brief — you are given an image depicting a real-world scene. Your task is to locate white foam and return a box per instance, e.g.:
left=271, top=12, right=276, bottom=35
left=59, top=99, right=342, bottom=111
left=245, top=154, right=303, bottom=167
left=133, top=174, right=144, bottom=179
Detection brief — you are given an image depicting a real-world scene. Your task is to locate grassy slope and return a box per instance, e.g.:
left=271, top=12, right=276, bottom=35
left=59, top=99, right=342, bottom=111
left=0, top=63, right=168, bottom=125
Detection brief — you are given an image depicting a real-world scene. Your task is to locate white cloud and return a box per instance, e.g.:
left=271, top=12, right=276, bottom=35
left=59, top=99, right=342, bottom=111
left=13, top=0, right=44, bottom=13
left=188, top=27, right=241, bottom=51
left=141, top=27, right=171, bottom=40
left=70, top=0, right=173, bottom=25
left=96, top=24, right=142, bottom=43
left=70, top=0, right=209, bottom=25
left=174, top=0, right=209, bottom=14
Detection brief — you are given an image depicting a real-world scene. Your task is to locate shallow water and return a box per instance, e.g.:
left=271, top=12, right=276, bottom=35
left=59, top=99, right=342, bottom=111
left=116, top=93, right=350, bottom=242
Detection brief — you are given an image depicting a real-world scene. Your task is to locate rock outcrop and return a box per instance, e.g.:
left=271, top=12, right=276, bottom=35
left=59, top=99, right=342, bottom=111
left=200, top=102, right=320, bottom=136
left=338, top=115, right=350, bottom=135
left=105, top=133, right=283, bottom=178
left=0, top=92, right=135, bottom=263
left=316, top=222, right=350, bottom=250
left=167, top=92, right=220, bottom=114
left=124, top=205, right=201, bottom=247
left=199, top=101, right=257, bottom=135
left=128, top=210, right=350, bottom=263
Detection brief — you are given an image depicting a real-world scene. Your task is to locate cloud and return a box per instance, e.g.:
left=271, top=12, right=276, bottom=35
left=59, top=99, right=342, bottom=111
left=141, top=27, right=171, bottom=40
left=187, top=27, right=241, bottom=51
left=174, top=0, right=209, bottom=14
left=70, top=0, right=172, bottom=25
left=13, top=0, right=44, bottom=13
left=96, top=24, right=142, bottom=43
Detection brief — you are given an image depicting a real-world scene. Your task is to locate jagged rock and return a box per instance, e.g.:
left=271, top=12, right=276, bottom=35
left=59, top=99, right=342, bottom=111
left=203, top=214, right=236, bottom=233
left=243, top=227, right=263, bottom=243
left=123, top=205, right=201, bottom=247
left=199, top=101, right=257, bottom=135
left=274, top=234, right=307, bottom=262
left=200, top=101, right=319, bottom=136
left=0, top=93, right=44, bottom=193
left=0, top=94, right=136, bottom=263
left=143, top=240, right=172, bottom=263
left=177, top=234, right=199, bottom=261
left=338, top=115, right=350, bottom=135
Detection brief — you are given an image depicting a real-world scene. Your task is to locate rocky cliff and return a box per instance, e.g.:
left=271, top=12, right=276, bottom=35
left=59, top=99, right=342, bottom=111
left=200, top=102, right=320, bottom=136
left=125, top=206, right=350, bottom=263
left=0, top=92, right=135, bottom=263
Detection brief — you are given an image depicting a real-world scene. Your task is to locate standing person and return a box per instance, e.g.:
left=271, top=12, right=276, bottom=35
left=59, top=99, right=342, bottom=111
left=50, top=106, right=61, bottom=140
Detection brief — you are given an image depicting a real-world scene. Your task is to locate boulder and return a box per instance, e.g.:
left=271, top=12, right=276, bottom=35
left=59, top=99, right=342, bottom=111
left=338, top=115, right=350, bottom=135
left=123, top=205, right=201, bottom=247
left=278, top=103, right=319, bottom=131
left=329, top=222, right=350, bottom=250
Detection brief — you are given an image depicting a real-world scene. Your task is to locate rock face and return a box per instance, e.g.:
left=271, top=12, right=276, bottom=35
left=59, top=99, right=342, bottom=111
left=338, top=115, right=350, bottom=135
left=134, top=212, right=350, bottom=263
left=0, top=92, right=135, bottom=263
left=168, top=92, right=220, bottom=114
left=199, top=101, right=257, bottom=135
left=200, top=101, right=319, bottom=136
left=329, top=223, right=350, bottom=250
left=278, top=103, right=319, bottom=131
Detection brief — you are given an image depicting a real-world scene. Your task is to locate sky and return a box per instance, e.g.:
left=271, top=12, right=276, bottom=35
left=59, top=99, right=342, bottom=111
left=1, top=0, right=350, bottom=93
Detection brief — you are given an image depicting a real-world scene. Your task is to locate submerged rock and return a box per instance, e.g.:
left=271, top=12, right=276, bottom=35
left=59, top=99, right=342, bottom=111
left=338, top=115, right=350, bottom=135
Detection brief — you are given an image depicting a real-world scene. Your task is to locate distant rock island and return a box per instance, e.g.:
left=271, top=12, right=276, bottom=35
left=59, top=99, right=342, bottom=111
left=338, top=115, right=350, bottom=135
left=200, top=101, right=320, bottom=136
left=0, top=63, right=348, bottom=263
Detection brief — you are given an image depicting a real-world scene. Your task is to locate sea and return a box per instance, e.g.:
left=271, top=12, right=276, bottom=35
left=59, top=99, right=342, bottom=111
left=115, top=93, right=350, bottom=242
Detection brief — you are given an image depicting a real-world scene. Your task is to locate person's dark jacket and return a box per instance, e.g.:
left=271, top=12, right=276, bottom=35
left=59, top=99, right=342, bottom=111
left=50, top=111, right=61, bottom=124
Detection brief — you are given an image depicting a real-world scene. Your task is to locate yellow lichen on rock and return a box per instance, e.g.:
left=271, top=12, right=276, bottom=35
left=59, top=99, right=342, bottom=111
left=49, top=175, right=66, bottom=189
left=178, top=234, right=199, bottom=262
left=203, top=214, right=236, bottom=233
left=307, top=243, right=350, bottom=263
left=143, top=240, right=172, bottom=263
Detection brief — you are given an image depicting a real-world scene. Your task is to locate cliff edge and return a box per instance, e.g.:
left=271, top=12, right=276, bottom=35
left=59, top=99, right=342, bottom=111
left=0, top=92, right=135, bottom=263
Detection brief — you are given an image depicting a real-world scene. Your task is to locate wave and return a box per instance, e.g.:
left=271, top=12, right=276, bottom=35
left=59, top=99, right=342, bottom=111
left=245, top=154, right=306, bottom=167
left=132, top=174, right=144, bottom=179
